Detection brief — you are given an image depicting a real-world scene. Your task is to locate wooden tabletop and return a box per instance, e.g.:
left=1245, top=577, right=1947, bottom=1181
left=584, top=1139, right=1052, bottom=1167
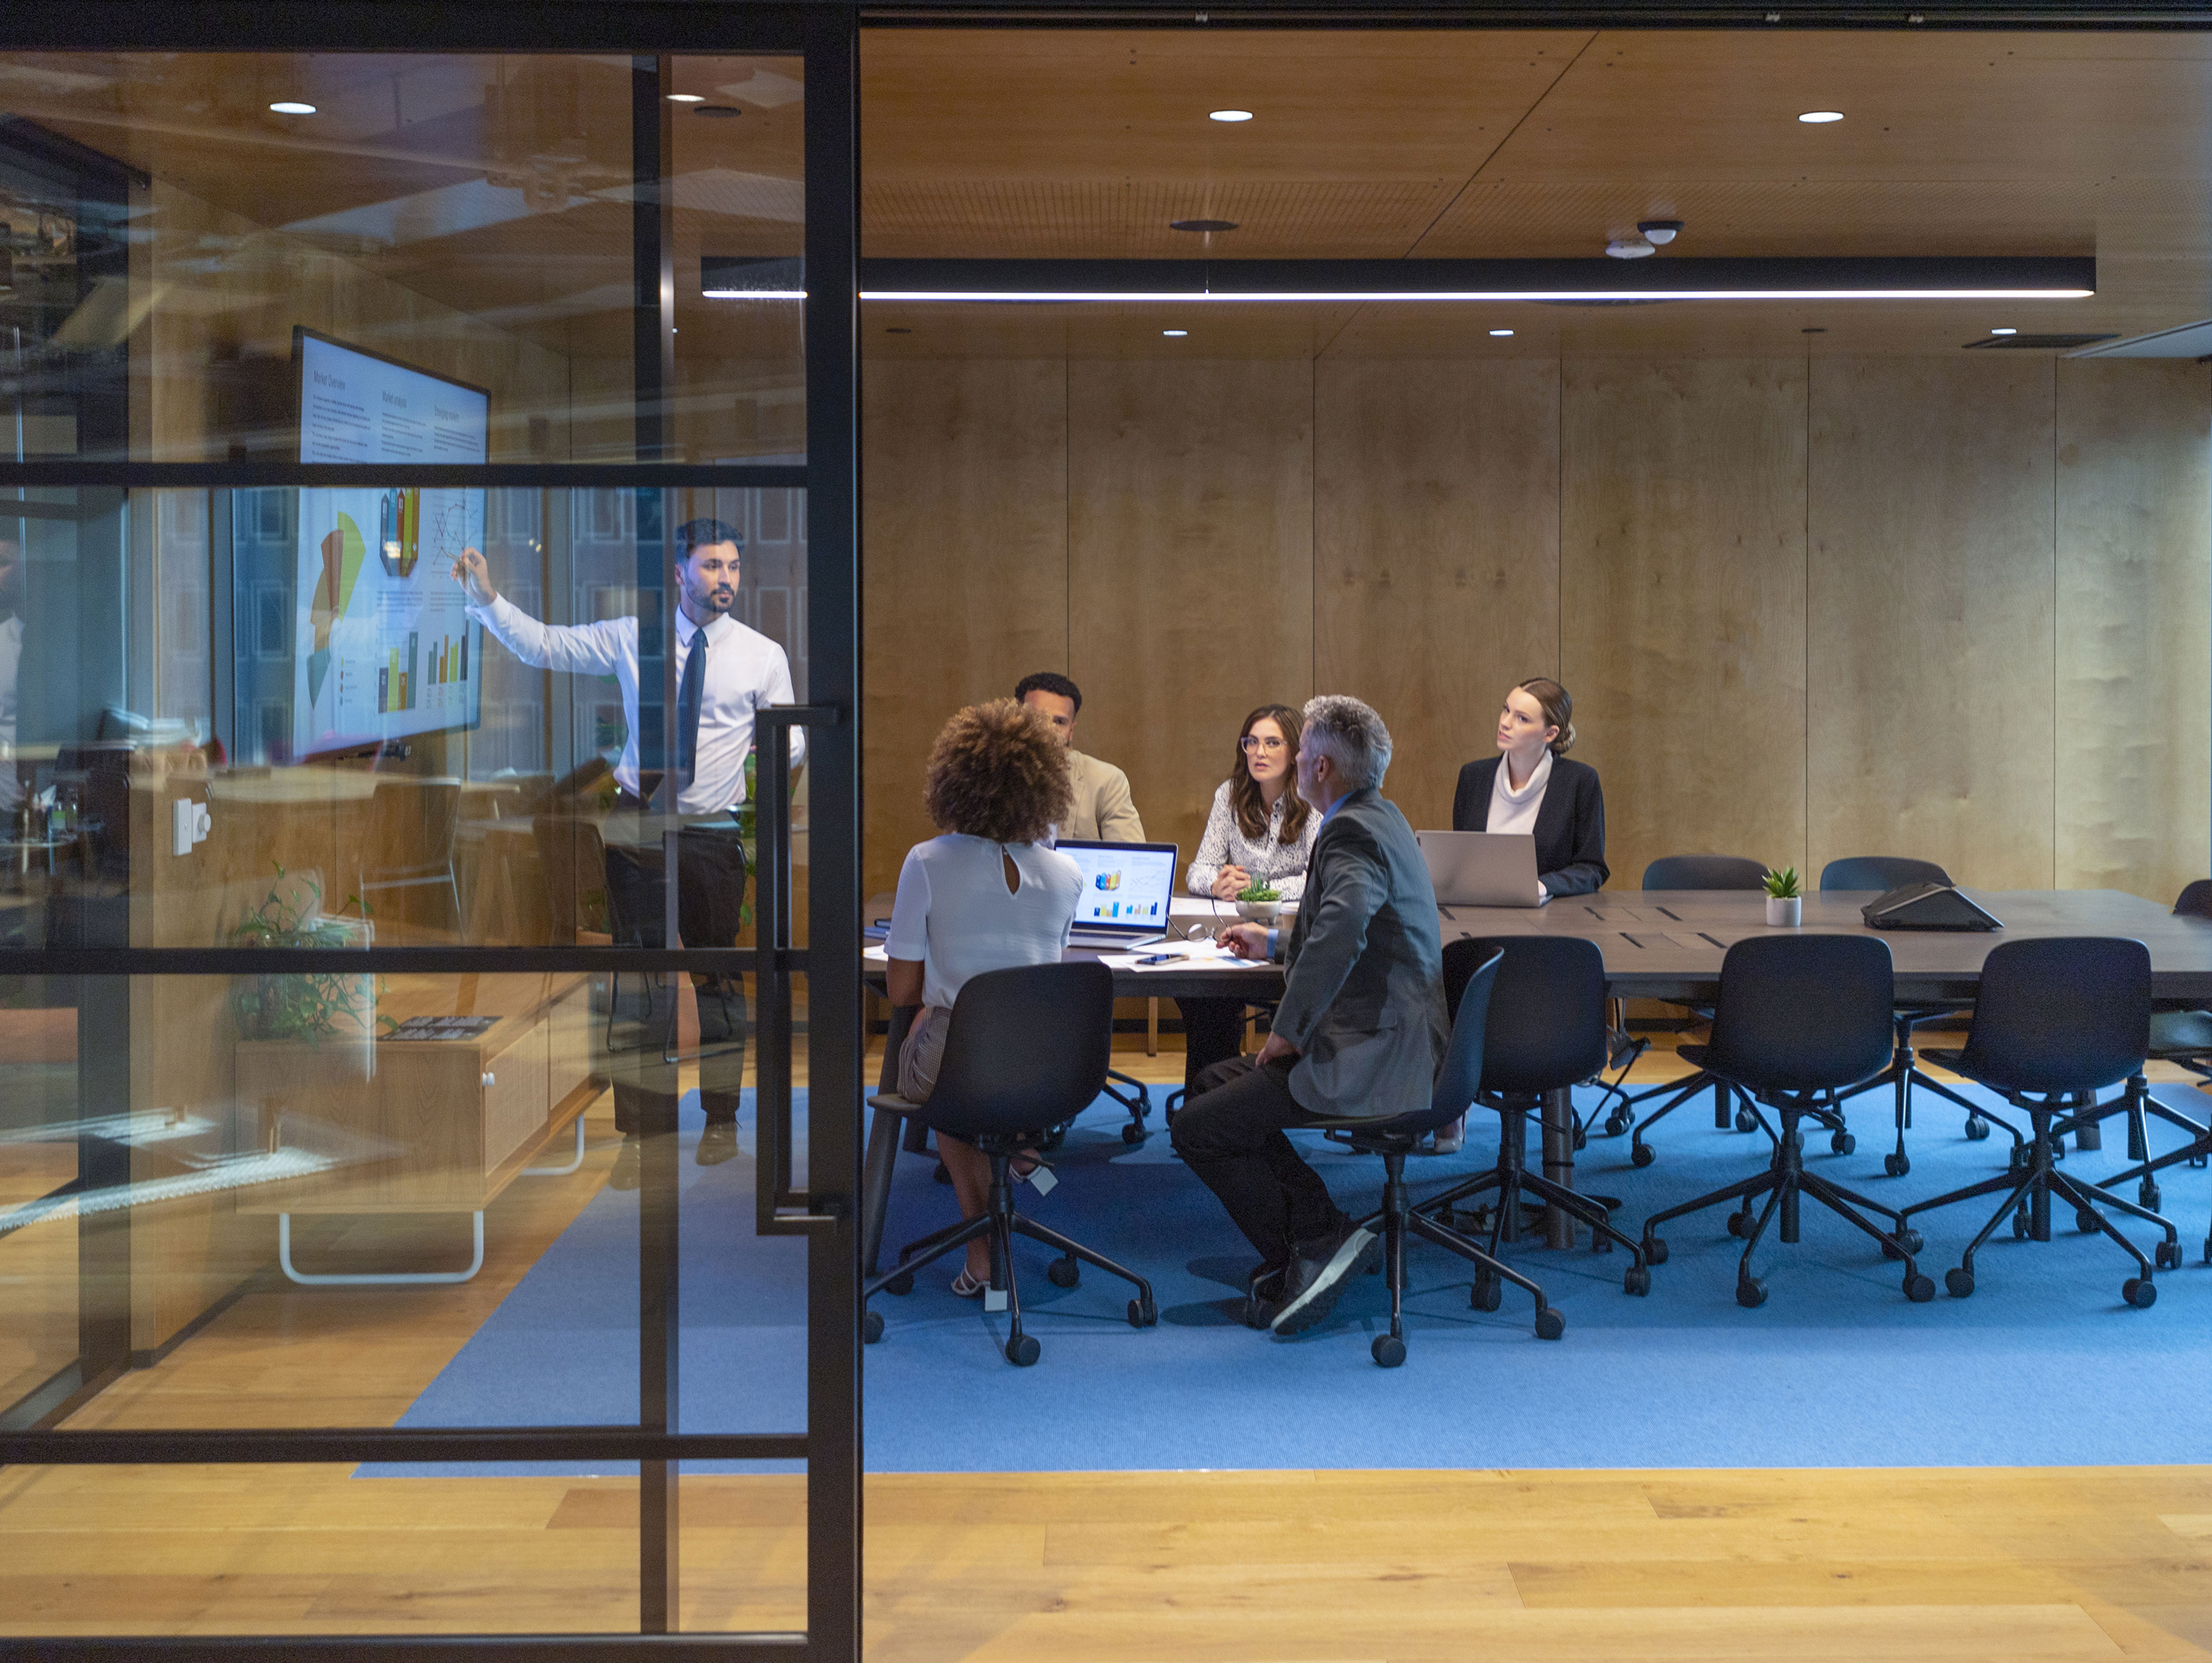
left=865, top=888, right=2212, bottom=1005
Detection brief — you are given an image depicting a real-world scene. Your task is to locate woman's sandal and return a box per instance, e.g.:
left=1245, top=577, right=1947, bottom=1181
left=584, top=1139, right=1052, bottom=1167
left=950, top=1267, right=988, bottom=1298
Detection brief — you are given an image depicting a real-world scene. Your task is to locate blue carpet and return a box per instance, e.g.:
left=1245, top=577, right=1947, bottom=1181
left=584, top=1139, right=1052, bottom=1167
left=363, top=1078, right=2212, bottom=1475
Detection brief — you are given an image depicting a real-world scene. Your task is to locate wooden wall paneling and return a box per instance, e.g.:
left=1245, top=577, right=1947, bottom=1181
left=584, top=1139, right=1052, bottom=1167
left=1808, top=357, right=2058, bottom=891
left=861, top=359, right=1070, bottom=899
left=2055, top=360, right=2211, bottom=903
left=1314, top=358, right=1560, bottom=837
left=1559, top=359, right=1809, bottom=892
left=1067, top=360, right=1315, bottom=882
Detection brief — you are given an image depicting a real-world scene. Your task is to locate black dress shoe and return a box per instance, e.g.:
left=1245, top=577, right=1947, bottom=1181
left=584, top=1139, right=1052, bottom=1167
left=1243, top=1262, right=1287, bottom=1329
left=696, top=1120, right=740, bottom=1166
left=608, top=1135, right=641, bottom=1191
left=1270, top=1219, right=1378, bottom=1336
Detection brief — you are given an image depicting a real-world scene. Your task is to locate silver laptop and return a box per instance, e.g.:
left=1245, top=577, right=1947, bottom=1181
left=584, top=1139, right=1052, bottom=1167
left=1417, top=830, right=1548, bottom=909
left=1054, top=839, right=1178, bottom=948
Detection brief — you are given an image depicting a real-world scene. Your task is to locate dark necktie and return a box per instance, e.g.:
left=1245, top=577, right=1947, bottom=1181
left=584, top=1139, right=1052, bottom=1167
left=676, top=627, right=707, bottom=789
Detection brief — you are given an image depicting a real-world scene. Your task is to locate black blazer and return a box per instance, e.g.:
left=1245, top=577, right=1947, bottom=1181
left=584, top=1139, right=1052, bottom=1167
left=1450, top=755, right=1609, bottom=896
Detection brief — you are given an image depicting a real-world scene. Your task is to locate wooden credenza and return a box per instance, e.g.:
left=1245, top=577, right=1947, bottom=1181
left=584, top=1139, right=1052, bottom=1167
left=236, top=972, right=597, bottom=1218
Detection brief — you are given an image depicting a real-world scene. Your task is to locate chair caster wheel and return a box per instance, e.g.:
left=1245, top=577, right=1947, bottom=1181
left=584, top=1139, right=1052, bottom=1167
left=1830, top=1131, right=1856, bottom=1156
left=2076, top=1208, right=2100, bottom=1235
left=1572, top=1125, right=1588, bottom=1152
left=1726, top=1209, right=1752, bottom=1240
left=1048, top=1256, right=1080, bottom=1289
left=1604, top=1112, right=1632, bottom=1138
left=933, top=1161, right=953, bottom=1185
left=1903, top=1271, right=1935, bottom=1303
left=1892, top=1228, right=1923, bottom=1257
left=2012, top=1206, right=2031, bottom=1238
left=1534, top=1307, right=1566, bottom=1340
left=2124, top=1277, right=2158, bottom=1309
left=1965, top=1116, right=1991, bottom=1141
left=1734, top=1108, right=1759, bottom=1133
left=1945, top=1267, right=1975, bottom=1299
left=1884, top=1151, right=1910, bottom=1177
left=885, top=1270, right=915, bottom=1297
left=1372, top=1334, right=1407, bottom=1367
left=2140, top=1181, right=2162, bottom=1211
left=2009, top=1143, right=2030, bottom=1170
left=2157, top=1241, right=2183, bottom=1271
left=1735, top=1277, right=1768, bottom=1309
left=1120, top=1123, right=1146, bottom=1146
left=863, top=1309, right=884, bottom=1344
left=1471, top=1274, right=1503, bottom=1313
left=1630, top=1143, right=1656, bottom=1168
left=1005, top=1334, right=1041, bottom=1366
left=1128, top=1296, right=1157, bottom=1328
left=1643, top=1237, right=1669, bottom=1266
left=2203, top=1236, right=2212, bottom=1266
left=1623, top=1265, right=1651, bottom=1297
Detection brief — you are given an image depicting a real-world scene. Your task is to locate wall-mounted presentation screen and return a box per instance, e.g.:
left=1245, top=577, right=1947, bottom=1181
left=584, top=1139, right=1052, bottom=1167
left=290, top=329, right=488, bottom=756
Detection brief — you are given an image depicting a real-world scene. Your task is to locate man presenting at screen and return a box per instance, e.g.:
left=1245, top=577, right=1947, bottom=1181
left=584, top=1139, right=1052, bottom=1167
left=453, top=518, right=802, bottom=1183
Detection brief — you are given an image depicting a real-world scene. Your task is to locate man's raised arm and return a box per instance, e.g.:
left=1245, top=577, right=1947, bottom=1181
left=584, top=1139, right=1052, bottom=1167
left=452, top=546, right=628, bottom=676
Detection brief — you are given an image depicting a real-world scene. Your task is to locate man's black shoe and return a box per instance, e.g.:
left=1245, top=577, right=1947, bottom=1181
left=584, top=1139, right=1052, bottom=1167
left=608, top=1135, right=642, bottom=1191
left=1243, top=1261, right=1286, bottom=1329
left=1270, top=1221, right=1378, bottom=1336
left=696, top=1120, right=740, bottom=1166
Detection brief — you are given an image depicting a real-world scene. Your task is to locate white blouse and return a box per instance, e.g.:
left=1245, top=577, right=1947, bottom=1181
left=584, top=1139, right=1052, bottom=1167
left=1186, top=781, right=1321, bottom=899
left=885, top=835, right=1083, bottom=1013
left=1487, top=748, right=1553, bottom=838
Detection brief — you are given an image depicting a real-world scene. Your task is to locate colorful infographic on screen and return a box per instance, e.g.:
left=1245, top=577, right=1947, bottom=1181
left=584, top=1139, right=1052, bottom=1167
left=292, top=331, right=488, bottom=755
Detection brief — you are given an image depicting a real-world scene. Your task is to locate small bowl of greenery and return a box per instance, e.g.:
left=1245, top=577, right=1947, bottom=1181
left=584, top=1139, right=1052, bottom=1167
left=1236, top=884, right=1282, bottom=924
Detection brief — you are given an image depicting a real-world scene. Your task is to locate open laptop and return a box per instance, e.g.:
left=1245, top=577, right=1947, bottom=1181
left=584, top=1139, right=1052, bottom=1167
left=1416, top=830, right=1548, bottom=909
left=1054, top=839, right=1178, bottom=948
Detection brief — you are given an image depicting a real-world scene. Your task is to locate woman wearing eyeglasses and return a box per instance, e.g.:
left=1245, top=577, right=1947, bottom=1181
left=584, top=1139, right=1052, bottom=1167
left=1178, top=704, right=1320, bottom=1092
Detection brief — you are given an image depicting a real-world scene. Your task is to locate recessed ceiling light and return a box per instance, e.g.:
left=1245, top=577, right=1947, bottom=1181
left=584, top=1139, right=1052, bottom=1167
left=1990, top=326, right=2018, bottom=335
left=1488, top=328, right=1514, bottom=337
left=667, top=93, right=704, bottom=103
left=1170, top=219, right=1240, bottom=233
left=1209, top=109, right=1254, bottom=123
left=693, top=105, right=744, bottom=119
left=1798, top=110, right=1844, bottom=123
left=268, top=101, right=317, bottom=115
left=1162, top=329, right=1188, bottom=337
left=885, top=326, right=912, bottom=334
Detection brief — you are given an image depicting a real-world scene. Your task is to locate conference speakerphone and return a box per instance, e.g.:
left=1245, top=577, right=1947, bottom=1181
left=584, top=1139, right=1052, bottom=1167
left=1862, top=882, right=2004, bottom=932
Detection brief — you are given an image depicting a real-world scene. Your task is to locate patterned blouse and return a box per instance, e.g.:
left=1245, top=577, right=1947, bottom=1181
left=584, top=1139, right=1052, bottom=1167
left=1186, top=780, right=1321, bottom=899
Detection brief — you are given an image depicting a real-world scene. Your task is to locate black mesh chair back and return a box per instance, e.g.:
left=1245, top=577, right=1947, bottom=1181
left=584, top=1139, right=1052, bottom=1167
left=1955, top=937, right=2151, bottom=1094
left=1704, top=934, right=1896, bottom=1094
left=922, top=961, right=1115, bottom=1141
left=1643, top=854, right=1768, bottom=891
left=2174, top=880, right=2212, bottom=920
left=1460, top=934, right=1609, bottom=1097
left=1820, top=855, right=1952, bottom=892
left=1408, top=945, right=1503, bottom=1136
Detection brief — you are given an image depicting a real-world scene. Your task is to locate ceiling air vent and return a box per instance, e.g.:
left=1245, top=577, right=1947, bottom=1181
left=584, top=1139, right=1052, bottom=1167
left=1963, top=333, right=2118, bottom=350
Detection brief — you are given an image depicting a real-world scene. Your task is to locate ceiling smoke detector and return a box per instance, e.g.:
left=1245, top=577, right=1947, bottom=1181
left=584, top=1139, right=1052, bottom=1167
left=1638, top=219, right=1684, bottom=245
left=1606, top=236, right=1656, bottom=260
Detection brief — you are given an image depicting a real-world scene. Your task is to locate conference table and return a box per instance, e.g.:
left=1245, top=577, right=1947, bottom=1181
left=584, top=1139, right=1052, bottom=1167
left=858, top=887, right=2212, bottom=1274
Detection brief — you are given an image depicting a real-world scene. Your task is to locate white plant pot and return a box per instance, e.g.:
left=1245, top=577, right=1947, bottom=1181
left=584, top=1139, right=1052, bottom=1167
left=1765, top=896, right=1802, bottom=927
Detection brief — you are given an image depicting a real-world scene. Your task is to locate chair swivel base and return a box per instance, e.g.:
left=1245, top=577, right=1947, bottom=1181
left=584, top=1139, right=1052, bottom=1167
left=1419, top=1104, right=1650, bottom=1295
left=1103, top=1069, right=1154, bottom=1146
left=1639, top=1103, right=1936, bottom=1308
left=1624, top=1071, right=1771, bottom=1167
left=861, top=1147, right=1158, bottom=1365
left=1349, top=1145, right=1565, bottom=1365
left=1900, top=1102, right=2179, bottom=1308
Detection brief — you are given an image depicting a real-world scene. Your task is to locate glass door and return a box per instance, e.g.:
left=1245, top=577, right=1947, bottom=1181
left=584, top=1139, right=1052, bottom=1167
left=0, top=7, right=862, bottom=1655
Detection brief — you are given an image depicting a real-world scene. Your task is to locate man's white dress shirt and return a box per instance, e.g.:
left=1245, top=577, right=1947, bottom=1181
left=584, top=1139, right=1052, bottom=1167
left=468, top=595, right=802, bottom=813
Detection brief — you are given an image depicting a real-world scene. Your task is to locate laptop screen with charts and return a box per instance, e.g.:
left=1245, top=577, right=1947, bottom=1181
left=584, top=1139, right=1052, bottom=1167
left=1416, top=830, right=1547, bottom=909
left=1055, top=839, right=1178, bottom=946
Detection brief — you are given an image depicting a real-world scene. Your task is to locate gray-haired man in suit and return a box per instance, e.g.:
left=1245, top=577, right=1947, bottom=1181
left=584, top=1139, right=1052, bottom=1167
left=1171, top=694, right=1449, bottom=1338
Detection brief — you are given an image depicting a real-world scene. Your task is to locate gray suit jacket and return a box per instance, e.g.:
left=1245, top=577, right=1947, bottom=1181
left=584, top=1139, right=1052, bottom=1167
left=1272, top=788, right=1449, bottom=1120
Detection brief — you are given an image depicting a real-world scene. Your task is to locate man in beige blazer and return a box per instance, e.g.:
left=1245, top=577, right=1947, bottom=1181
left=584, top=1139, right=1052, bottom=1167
left=1016, top=671, right=1145, bottom=842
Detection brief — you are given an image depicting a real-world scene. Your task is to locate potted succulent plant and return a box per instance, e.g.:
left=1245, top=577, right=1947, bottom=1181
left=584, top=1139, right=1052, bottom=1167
left=1235, top=882, right=1282, bottom=924
left=1763, top=866, right=1802, bottom=927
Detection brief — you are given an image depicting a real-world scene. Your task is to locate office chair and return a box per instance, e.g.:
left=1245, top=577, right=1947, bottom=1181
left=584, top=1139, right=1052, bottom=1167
left=1618, top=854, right=1771, bottom=1164
left=1313, top=946, right=1564, bottom=1365
left=1417, top=935, right=1650, bottom=1294
left=359, top=775, right=463, bottom=938
left=861, top=961, right=1158, bottom=1366
left=1817, top=855, right=2007, bottom=1172
left=1897, top=937, right=2178, bottom=1308
left=2089, top=880, right=2212, bottom=1241
left=1639, top=934, right=1936, bottom=1308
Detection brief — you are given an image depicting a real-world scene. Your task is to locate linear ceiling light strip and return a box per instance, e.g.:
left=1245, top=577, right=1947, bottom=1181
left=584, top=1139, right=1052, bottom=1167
left=846, top=287, right=2092, bottom=301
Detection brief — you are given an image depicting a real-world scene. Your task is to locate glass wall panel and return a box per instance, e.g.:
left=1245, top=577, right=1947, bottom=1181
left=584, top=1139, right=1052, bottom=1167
left=0, top=52, right=804, bottom=463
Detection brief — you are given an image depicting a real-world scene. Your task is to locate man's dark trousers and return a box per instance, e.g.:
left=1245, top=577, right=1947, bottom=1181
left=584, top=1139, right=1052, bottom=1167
left=1171, top=1054, right=1349, bottom=1270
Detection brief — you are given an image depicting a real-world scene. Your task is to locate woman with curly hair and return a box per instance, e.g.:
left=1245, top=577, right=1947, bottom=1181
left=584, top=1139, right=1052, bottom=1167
left=884, top=699, right=1085, bottom=1296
